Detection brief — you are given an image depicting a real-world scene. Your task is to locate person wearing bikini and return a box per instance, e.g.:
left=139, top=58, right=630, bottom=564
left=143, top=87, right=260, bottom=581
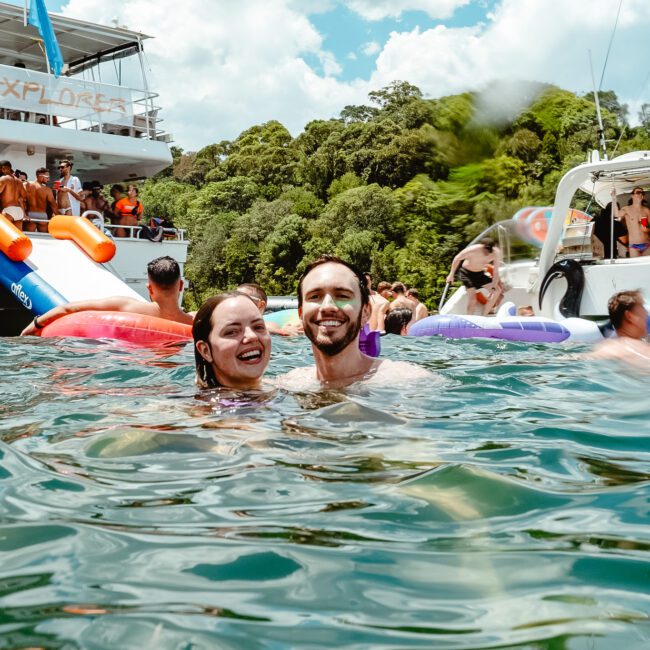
left=611, top=187, right=650, bottom=258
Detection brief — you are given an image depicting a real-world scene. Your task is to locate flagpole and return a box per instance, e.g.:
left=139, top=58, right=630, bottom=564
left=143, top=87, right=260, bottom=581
left=24, top=0, right=28, bottom=27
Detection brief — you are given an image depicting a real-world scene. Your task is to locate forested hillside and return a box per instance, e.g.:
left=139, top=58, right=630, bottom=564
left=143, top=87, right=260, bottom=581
left=141, top=81, right=650, bottom=309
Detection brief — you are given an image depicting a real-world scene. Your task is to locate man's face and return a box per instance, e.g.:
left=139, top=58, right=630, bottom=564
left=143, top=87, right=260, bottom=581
left=299, top=262, right=370, bottom=356
left=628, top=302, right=648, bottom=338
left=37, top=173, right=49, bottom=184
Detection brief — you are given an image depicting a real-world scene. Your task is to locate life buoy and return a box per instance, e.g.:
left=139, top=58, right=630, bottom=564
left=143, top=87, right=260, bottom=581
left=39, top=311, right=192, bottom=345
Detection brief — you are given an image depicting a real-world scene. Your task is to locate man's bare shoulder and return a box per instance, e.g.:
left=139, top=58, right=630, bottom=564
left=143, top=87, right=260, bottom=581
left=369, top=359, right=434, bottom=383
left=278, top=366, right=319, bottom=391
left=586, top=337, right=650, bottom=363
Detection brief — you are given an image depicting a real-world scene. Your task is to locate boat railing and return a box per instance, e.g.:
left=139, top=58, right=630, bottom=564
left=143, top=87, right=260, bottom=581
left=0, top=62, right=170, bottom=142
left=25, top=216, right=187, bottom=242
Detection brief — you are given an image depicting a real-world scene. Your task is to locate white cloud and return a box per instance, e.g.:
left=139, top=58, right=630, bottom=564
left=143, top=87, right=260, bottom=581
left=347, top=0, right=470, bottom=21
left=369, top=0, right=650, bottom=123
left=58, top=0, right=650, bottom=152
left=60, top=0, right=366, bottom=150
left=361, top=41, right=381, bottom=56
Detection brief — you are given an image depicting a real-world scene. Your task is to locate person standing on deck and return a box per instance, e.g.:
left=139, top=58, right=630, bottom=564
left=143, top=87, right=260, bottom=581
left=0, top=160, right=27, bottom=230
left=611, top=187, right=650, bottom=257
left=446, top=237, right=503, bottom=316
left=56, top=159, right=83, bottom=216
left=25, top=167, right=58, bottom=233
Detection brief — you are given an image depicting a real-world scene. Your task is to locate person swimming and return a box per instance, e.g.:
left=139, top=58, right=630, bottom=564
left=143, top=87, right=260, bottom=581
left=193, top=292, right=271, bottom=390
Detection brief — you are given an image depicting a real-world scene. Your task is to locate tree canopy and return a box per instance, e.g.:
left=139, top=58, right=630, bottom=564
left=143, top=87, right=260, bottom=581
left=141, top=81, right=649, bottom=310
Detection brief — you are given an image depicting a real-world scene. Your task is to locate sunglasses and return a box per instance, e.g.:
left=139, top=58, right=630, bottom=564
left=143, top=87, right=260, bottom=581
left=634, top=190, right=645, bottom=195
left=58, top=165, right=68, bottom=169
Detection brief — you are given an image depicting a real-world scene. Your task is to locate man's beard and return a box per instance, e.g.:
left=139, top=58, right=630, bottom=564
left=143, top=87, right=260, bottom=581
left=305, top=310, right=363, bottom=357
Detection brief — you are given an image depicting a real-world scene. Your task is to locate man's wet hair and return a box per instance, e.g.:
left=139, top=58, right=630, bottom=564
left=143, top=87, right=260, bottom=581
left=377, top=281, right=391, bottom=294
left=0, top=160, right=13, bottom=171
left=237, top=283, right=267, bottom=305
left=384, top=307, right=413, bottom=335
left=35, top=167, right=49, bottom=176
left=110, top=184, right=124, bottom=194
left=59, top=158, right=73, bottom=169
left=480, top=237, right=495, bottom=252
left=147, top=256, right=181, bottom=287
left=608, top=289, right=644, bottom=330
left=391, top=282, right=407, bottom=295
left=406, top=287, right=419, bottom=299
left=297, top=254, right=370, bottom=308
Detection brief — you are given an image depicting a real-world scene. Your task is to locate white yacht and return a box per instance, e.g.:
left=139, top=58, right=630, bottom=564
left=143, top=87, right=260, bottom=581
left=442, top=150, right=650, bottom=321
left=0, top=2, right=188, bottom=335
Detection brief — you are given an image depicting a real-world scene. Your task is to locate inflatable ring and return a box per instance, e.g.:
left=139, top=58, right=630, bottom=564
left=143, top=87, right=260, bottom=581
left=40, top=311, right=192, bottom=345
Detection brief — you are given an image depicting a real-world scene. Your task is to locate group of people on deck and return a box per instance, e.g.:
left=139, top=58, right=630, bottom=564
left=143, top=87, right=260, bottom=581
left=0, top=158, right=151, bottom=238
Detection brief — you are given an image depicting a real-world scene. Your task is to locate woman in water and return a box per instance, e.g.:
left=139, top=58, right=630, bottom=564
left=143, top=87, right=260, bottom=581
left=193, top=292, right=271, bottom=390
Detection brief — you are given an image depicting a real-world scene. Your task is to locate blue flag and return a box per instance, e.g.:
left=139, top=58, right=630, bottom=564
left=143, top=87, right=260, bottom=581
left=27, top=0, right=64, bottom=77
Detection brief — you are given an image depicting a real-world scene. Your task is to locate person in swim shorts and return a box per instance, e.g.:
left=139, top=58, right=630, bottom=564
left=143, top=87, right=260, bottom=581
left=56, top=159, right=83, bottom=216
left=193, top=292, right=271, bottom=390
left=446, top=237, right=504, bottom=316
left=25, top=167, right=58, bottom=233
left=611, top=187, right=650, bottom=258
left=280, top=254, right=431, bottom=389
left=21, top=256, right=192, bottom=335
left=0, top=160, right=27, bottom=229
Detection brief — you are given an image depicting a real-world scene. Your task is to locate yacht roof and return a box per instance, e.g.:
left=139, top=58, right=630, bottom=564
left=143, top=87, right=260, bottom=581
left=0, top=2, right=150, bottom=74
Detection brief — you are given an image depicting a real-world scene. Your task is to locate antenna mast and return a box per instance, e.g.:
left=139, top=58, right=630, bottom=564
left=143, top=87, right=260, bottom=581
left=589, top=50, right=607, bottom=160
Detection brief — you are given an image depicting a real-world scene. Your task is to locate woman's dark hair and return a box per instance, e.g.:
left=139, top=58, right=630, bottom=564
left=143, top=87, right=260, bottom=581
left=192, top=291, right=249, bottom=388
left=384, top=308, right=413, bottom=335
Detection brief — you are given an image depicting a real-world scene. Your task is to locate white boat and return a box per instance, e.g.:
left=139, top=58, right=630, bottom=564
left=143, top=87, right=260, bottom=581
left=442, top=150, right=650, bottom=321
left=0, top=3, right=188, bottom=335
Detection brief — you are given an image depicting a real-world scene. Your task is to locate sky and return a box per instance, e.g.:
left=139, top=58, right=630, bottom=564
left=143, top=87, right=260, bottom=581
left=13, top=0, right=650, bottom=151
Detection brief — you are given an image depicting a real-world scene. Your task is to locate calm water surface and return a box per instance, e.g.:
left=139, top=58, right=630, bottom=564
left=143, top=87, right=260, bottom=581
left=1, top=334, right=649, bottom=649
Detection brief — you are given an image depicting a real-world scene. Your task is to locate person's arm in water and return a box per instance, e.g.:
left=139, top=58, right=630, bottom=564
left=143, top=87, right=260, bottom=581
left=21, top=296, right=150, bottom=335
left=265, top=320, right=304, bottom=336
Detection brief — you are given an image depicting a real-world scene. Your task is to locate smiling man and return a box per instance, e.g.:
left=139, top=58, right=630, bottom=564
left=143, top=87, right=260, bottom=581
left=282, top=255, right=430, bottom=388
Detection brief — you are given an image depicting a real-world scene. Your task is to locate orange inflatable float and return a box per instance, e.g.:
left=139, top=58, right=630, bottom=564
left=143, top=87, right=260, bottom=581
left=48, top=214, right=116, bottom=263
left=0, top=213, right=32, bottom=261
left=40, top=311, right=192, bottom=345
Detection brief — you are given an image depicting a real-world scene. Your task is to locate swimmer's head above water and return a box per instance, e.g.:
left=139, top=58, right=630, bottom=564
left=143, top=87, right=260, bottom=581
left=297, top=254, right=370, bottom=357
left=193, top=292, right=271, bottom=390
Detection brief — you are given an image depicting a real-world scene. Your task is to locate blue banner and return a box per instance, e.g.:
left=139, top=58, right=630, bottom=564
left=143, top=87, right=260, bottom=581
left=0, top=251, right=66, bottom=315
left=28, top=0, right=64, bottom=78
